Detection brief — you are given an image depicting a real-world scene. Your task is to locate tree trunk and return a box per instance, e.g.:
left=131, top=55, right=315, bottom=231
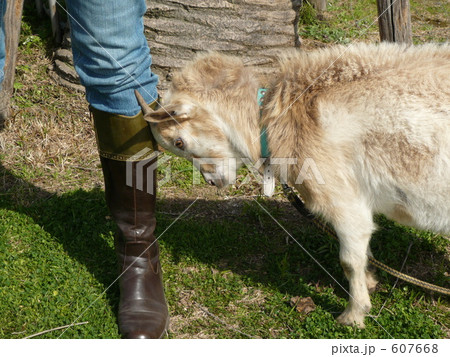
left=376, top=0, right=412, bottom=44
left=0, top=0, right=24, bottom=128
left=145, top=0, right=302, bottom=93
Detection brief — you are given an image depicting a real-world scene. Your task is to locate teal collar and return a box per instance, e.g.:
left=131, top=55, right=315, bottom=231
left=258, top=88, right=270, bottom=158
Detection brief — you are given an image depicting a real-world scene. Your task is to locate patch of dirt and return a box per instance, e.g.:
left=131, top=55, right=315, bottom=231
left=167, top=290, right=215, bottom=338
left=1, top=48, right=102, bottom=201
left=411, top=8, right=450, bottom=43
left=236, top=287, right=266, bottom=306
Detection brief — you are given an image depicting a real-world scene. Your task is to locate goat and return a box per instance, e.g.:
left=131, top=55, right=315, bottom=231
left=136, top=42, right=450, bottom=327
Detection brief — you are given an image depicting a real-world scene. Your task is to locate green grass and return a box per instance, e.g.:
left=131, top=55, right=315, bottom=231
left=0, top=0, right=448, bottom=339
left=0, top=185, right=447, bottom=338
left=299, top=0, right=449, bottom=45
left=299, top=0, right=379, bottom=44
left=0, top=192, right=119, bottom=338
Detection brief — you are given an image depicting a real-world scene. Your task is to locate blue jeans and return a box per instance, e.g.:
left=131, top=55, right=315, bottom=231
left=66, top=0, right=159, bottom=116
left=0, top=0, right=7, bottom=90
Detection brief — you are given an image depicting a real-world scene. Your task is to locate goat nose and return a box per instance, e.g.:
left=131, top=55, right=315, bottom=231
left=207, top=180, right=216, bottom=186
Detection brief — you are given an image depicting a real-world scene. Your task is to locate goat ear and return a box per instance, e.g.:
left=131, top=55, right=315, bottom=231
left=135, top=89, right=176, bottom=123
left=145, top=104, right=193, bottom=123
left=144, top=107, right=180, bottom=123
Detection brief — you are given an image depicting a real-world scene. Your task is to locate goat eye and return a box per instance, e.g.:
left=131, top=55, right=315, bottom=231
left=174, top=138, right=184, bottom=150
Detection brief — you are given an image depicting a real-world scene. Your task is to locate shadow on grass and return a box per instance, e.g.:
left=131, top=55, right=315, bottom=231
left=0, top=163, right=120, bottom=317
left=0, top=160, right=342, bottom=312
left=0, top=161, right=448, bottom=337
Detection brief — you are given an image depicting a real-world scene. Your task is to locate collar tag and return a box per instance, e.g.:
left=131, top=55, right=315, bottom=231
left=263, top=163, right=275, bottom=197
left=257, top=88, right=267, bottom=106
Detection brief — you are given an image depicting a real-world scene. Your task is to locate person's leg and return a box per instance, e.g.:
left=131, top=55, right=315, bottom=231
left=65, top=0, right=168, bottom=339
left=66, top=0, right=158, bottom=116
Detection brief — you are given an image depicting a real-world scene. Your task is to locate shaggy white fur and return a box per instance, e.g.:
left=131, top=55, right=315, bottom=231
left=138, top=42, right=450, bottom=327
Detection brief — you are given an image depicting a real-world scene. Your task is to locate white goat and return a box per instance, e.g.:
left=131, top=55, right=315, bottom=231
left=137, top=43, right=450, bottom=327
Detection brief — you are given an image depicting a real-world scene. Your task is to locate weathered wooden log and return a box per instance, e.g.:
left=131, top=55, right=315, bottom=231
left=48, top=28, right=85, bottom=93
left=0, top=0, right=24, bottom=128
left=51, top=1, right=302, bottom=96
left=145, top=0, right=302, bottom=93
left=376, top=0, right=412, bottom=44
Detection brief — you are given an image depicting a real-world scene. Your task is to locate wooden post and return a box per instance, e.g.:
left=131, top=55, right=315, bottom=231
left=48, top=0, right=61, bottom=44
left=376, top=0, right=412, bottom=44
left=0, top=0, right=24, bottom=128
left=308, top=0, right=327, bottom=13
left=35, top=0, right=43, bottom=17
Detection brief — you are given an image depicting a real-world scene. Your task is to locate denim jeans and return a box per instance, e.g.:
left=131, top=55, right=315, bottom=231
left=0, top=0, right=7, bottom=91
left=66, top=0, right=159, bottom=116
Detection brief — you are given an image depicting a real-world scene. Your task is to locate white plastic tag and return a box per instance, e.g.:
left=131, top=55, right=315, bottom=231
left=263, top=164, right=275, bottom=197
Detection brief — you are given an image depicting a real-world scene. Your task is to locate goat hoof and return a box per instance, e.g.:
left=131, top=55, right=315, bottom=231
left=337, top=309, right=366, bottom=328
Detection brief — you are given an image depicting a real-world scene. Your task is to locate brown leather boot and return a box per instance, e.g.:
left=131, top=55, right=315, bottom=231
left=91, top=106, right=169, bottom=339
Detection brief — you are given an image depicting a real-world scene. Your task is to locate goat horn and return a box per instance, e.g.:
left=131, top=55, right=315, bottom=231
left=134, top=89, right=154, bottom=116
